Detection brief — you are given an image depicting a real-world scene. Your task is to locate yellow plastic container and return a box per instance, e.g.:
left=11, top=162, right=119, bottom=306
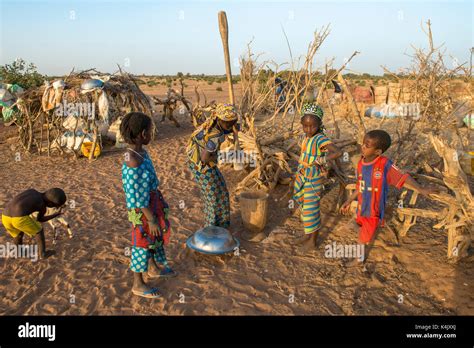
left=81, top=141, right=101, bottom=158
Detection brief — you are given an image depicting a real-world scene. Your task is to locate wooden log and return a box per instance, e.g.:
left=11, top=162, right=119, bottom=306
left=261, top=145, right=288, bottom=157
left=337, top=74, right=366, bottom=145
left=39, top=113, right=44, bottom=155
left=411, top=173, right=446, bottom=186
left=269, top=167, right=282, bottom=190
left=218, top=11, right=235, bottom=105
left=447, top=226, right=470, bottom=261
left=260, top=131, right=296, bottom=146
left=236, top=167, right=260, bottom=191
left=330, top=136, right=354, bottom=145
left=287, top=151, right=300, bottom=162
left=430, top=134, right=473, bottom=207
left=324, top=89, right=340, bottom=139
left=333, top=140, right=357, bottom=148
left=45, top=111, right=50, bottom=155
left=446, top=206, right=461, bottom=260
left=396, top=207, right=442, bottom=219
left=88, top=126, right=98, bottom=162
left=398, top=191, right=418, bottom=237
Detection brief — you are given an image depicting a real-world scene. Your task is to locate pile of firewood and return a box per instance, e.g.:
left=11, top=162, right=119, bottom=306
left=234, top=114, right=357, bottom=193
left=391, top=134, right=473, bottom=262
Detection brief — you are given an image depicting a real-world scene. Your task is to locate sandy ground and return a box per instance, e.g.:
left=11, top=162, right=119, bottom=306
left=0, top=86, right=473, bottom=316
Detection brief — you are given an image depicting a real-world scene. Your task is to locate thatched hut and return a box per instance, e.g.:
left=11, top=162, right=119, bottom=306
left=10, top=68, right=152, bottom=159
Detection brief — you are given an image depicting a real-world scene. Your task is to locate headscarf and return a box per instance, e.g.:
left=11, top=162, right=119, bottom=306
left=301, top=102, right=324, bottom=120
left=191, top=103, right=238, bottom=138
left=214, top=103, right=238, bottom=122
left=301, top=102, right=326, bottom=135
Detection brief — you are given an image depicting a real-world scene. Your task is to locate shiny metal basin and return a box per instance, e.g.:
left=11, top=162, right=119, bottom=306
left=81, top=79, right=104, bottom=90
left=186, top=226, right=240, bottom=255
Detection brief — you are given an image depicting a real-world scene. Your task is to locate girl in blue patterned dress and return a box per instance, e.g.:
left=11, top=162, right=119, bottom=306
left=120, top=112, right=176, bottom=299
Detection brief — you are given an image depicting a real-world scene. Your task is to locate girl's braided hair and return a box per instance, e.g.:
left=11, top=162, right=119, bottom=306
left=119, top=112, right=154, bottom=144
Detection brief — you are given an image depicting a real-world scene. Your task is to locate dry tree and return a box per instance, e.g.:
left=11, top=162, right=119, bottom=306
left=152, top=82, right=192, bottom=128
left=234, top=25, right=359, bottom=196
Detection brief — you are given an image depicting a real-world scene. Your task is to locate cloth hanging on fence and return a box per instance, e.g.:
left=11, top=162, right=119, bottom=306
left=2, top=105, right=17, bottom=122
left=97, top=90, right=110, bottom=124
left=41, top=84, right=63, bottom=112
left=62, top=115, right=85, bottom=131
left=0, top=88, right=14, bottom=103
left=0, top=84, right=24, bottom=101
left=1, top=84, right=24, bottom=122
left=58, top=131, right=93, bottom=151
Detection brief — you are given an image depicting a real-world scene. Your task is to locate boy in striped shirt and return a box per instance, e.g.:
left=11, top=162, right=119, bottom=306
left=340, top=130, right=437, bottom=261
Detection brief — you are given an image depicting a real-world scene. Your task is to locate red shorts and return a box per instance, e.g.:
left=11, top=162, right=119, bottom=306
left=356, top=216, right=380, bottom=244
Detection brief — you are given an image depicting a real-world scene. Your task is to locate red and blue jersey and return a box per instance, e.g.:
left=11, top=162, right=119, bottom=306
left=356, top=156, right=409, bottom=221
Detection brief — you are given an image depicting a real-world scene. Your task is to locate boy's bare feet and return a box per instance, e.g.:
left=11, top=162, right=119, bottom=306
left=344, top=258, right=364, bottom=268
left=13, top=232, right=24, bottom=246
left=296, top=233, right=317, bottom=253
left=291, top=205, right=302, bottom=218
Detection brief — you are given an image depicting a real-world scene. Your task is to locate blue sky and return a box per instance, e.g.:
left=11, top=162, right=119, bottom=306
left=0, top=0, right=472, bottom=76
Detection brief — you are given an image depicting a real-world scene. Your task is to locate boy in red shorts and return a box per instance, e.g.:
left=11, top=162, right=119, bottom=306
left=340, top=130, right=437, bottom=262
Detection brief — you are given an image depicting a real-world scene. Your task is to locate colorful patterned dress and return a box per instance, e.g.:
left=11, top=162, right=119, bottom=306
left=293, top=133, right=332, bottom=234
left=186, top=124, right=231, bottom=228
left=122, top=149, right=171, bottom=273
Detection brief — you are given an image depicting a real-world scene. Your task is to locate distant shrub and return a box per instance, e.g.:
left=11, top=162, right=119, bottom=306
left=216, top=86, right=223, bottom=91
left=0, top=58, right=44, bottom=89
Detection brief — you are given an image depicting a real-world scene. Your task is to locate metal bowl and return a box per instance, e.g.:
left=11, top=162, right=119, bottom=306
left=81, top=79, right=104, bottom=91
left=53, top=79, right=66, bottom=89
left=186, top=226, right=239, bottom=255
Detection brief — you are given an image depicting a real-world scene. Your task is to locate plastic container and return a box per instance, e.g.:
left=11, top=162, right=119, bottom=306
left=81, top=141, right=101, bottom=158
